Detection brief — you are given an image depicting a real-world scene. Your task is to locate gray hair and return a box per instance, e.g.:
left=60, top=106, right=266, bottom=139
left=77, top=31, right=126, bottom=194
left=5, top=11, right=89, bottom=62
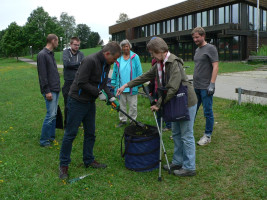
left=147, top=37, right=168, bottom=53
left=120, top=39, right=132, bottom=49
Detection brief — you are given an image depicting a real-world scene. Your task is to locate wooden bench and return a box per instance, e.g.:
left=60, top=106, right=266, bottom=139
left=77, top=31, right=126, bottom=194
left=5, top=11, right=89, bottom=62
left=235, top=88, right=267, bottom=105
left=248, top=56, right=267, bottom=63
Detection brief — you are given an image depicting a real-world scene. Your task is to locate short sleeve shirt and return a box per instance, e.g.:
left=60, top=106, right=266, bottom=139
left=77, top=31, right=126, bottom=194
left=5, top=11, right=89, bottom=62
left=193, top=43, right=219, bottom=89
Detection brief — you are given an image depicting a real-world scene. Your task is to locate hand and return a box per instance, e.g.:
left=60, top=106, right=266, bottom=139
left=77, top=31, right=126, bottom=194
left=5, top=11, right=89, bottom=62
left=45, top=93, right=53, bottom=101
left=207, top=82, right=215, bottom=96
left=116, top=84, right=128, bottom=96
left=150, top=105, right=159, bottom=112
left=98, top=91, right=106, bottom=101
left=109, top=97, right=116, bottom=102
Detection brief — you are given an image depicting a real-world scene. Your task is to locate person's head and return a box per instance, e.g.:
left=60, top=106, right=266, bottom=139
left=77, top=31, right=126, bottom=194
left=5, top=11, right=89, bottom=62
left=120, top=39, right=132, bottom=55
left=70, top=37, right=80, bottom=53
left=191, top=27, right=206, bottom=47
left=102, top=41, right=121, bottom=64
left=147, top=37, right=168, bottom=61
left=46, top=34, right=58, bottom=49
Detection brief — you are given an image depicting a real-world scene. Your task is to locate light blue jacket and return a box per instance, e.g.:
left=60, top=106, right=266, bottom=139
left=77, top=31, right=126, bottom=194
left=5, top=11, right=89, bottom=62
left=111, top=51, right=142, bottom=95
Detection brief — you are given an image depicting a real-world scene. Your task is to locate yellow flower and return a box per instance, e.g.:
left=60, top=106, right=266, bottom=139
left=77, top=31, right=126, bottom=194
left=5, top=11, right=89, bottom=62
left=85, top=188, right=88, bottom=190
left=62, top=180, right=66, bottom=185
left=0, top=180, right=4, bottom=183
left=0, top=161, right=2, bottom=163
left=9, top=127, right=13, bottom=129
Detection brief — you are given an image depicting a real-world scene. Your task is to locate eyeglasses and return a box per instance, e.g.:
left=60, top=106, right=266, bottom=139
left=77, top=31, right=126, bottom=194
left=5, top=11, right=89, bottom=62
left=72, top=44, right=80, bottom=47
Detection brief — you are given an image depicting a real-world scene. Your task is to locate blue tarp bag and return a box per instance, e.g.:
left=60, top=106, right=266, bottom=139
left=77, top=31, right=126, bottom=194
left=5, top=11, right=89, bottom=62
left=121, top=124, right=159, bottom=172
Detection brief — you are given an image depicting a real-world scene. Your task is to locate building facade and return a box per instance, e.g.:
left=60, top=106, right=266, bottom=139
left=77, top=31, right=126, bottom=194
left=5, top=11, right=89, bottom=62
left=109, top=0, right=267, bottom=62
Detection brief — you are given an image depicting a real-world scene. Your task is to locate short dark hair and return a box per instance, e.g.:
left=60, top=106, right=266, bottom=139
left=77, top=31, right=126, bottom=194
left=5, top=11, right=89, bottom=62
left=102, top=41, right=121, bottom=55
left=70, top=37, right=80, bottom=44
left=191, top=27, right=206, bottom=36
left=46, top=34, right=58, bottom=43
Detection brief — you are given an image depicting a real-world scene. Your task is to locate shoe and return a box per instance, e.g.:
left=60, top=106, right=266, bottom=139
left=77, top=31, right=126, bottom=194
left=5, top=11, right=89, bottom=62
left=40, top=143, right=51, bottom=148
left=163, top=127, right=171, bottom=132
left=173, top=168, right=196, bottom=177
left=197, top=135, right=211, bottom=146
left=163, top=163, right=182, bottom=171
left=59, top=166, right=69, bottom=179
left=86, top=160, right=107, bottom=169
left=169, top=135, right=173, bottom=140
left=116, top=121, right=127, bottom=128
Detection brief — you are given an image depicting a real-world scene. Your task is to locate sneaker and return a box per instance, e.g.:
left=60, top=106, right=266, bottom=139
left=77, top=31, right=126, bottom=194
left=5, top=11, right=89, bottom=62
left=40, top=143, right=51, bottom=148
left=86, top=160, right=107, bottom=169
left=173, top=168, right=196, bottom=177
left=116, top=121, right=127, bottom=128
left=163, top=163, right=182, bottom=171
left=59, top=166, right=69, bottom=179
left=169, top=135, right=173, bottom=140
left=197, top=135, right=211, bottom=146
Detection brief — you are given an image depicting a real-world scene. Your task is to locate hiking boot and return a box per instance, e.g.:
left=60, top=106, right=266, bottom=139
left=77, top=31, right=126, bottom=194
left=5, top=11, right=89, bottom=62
left=86, top=160, right=107, bottom=169
left=163, top=163, right=182, bottom=171
left=197, top=135, right=211, bottom=146
left=59, top=166, right=69, bottom=179
left=173, top=169, right=196, bottom=177
left=116, top=121, right=127, bottom=128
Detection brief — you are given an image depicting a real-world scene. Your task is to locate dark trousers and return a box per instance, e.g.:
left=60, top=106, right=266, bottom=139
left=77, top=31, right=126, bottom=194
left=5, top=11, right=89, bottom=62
left=59, top=97, right=96, bottom=166
left=62, top=81, right=73, bottom=127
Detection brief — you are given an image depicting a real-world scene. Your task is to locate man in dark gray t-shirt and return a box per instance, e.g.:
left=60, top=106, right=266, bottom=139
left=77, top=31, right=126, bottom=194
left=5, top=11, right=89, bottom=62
left=192, top=27, right=219, bottom=146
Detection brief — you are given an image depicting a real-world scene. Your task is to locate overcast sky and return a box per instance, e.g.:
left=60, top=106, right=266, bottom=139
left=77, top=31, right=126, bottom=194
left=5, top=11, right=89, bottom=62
left=1, top=0, right=185, bottom=43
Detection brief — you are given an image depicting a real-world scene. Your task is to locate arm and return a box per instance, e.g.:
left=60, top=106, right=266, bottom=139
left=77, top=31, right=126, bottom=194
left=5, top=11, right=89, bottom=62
left=135, top=55, right=143, bottom=87
left=63, top=49, right=80, bottom=69
left=76, top=59, right=99, bottom=97
left=210, top=61, right=219, bottom=83
left=37, top=53, right=50, bottom=94
left=111, top=62, right=118, bottom=87
left=116, top=66, right=156, bottom=96
left=156, top=60, right=182, bottom=108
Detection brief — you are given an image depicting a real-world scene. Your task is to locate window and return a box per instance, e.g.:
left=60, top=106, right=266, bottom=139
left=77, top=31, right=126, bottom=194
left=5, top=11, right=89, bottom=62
left=162, top=21, right=166, bottom=34
left=141, top=27, right=145, bottom=37
left=202, top=11, right=207, bottom=27
left=263, top=10, right=267, bottom=31
left=167, top=20, right=170, bottom=33
left=184, top=16, right=188, bottom=30
left=209, top=10, right=214, bottom=26
left=225, top=6, right=229, bottom=23
left=156, top=22, right=160, bottom=35
left=232, top=36, right=239, bottom=60
left=249, top=5, right=253, bottom=30
left=150, top=24, right=155, bottom=36
left=171, top=19, right=175, bottom=32
left=219, top=7, right=225, bottom=24
left=197, top=13, right=201, bottom=27
left=232, top=4, right=239, bottom=24
left=254, top=7, right=258, bottom=30
left=188, top=15, right=192, bottom=29
left=178, top=17, right=183, bottom=31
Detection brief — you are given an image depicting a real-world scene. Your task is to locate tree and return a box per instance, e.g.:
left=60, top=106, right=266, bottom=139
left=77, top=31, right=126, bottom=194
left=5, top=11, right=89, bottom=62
left=59, top=12, right=76, bottom=44
left=116, top=13, right=129, bottom=24
left=75, top=24, right=91, bottom=49
left=1, top=22, right=25, bottom=61
left=88, top=32, right=100, bottom=48
left=24, top=7, right=64, bottom=52
left=0, top=29, right=6, bottom=57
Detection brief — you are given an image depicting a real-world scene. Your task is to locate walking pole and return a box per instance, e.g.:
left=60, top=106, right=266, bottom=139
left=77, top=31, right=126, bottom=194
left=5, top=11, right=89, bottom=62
left=142, top=85, right=171, bottom=178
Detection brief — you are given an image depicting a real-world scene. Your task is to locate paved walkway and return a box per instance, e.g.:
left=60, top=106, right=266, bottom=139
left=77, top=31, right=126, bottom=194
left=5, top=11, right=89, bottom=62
left=19, top=57, right=267, bottom=105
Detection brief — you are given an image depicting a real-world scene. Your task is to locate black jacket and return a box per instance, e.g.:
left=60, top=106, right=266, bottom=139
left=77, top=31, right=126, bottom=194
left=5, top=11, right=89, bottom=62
left=69, top=50, right=114, bottom=103
left=63, top=48, right=84, bottom=81
left=37, top=48, right=60, bottom=94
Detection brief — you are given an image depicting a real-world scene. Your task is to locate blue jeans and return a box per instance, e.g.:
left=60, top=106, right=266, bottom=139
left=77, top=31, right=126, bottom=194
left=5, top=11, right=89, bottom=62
left=194, top=89, right=214, bottom=137
left=60, top=97, right=96, bottom=167
left=40, top=92, right=59, bottom=146
left=171, top=104, right=197, bottom=171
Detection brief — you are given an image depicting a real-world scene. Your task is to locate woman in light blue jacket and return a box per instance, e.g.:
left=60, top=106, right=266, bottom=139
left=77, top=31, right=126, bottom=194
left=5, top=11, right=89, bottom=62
left=111, top=39, right=142, bottom=127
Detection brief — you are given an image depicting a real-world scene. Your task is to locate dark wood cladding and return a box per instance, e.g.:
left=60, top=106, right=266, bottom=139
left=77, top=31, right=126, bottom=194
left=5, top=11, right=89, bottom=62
left=247, top=36, right=267, bottom=58
left=109, top=0, right=267, bottom=34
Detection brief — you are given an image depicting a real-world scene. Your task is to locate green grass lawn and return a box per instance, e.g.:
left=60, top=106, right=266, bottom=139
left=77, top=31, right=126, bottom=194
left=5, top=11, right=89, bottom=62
left=0, top=58, right=266, bottom=199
